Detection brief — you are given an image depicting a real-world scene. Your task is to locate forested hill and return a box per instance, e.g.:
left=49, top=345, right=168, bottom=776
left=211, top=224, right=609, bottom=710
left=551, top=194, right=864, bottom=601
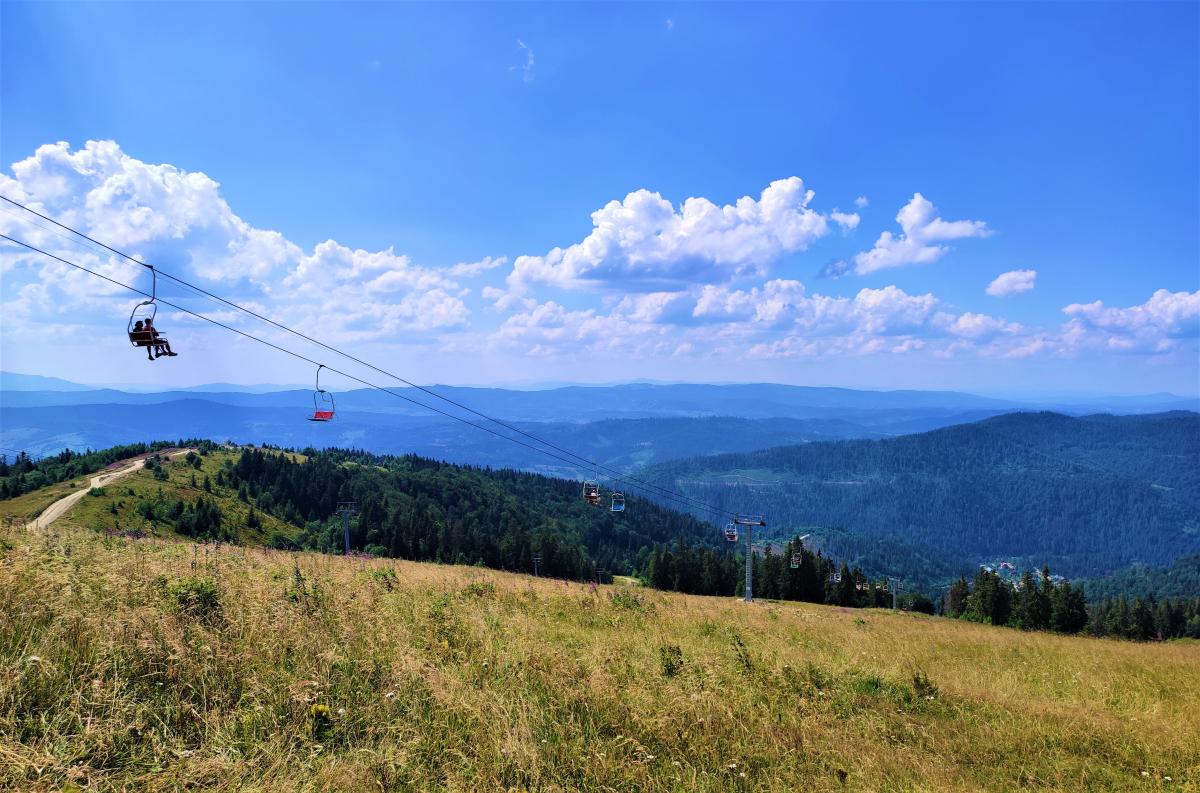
left=643, top=411, right=1200, bottom=578
left=224, top=447, right=719, bottom=580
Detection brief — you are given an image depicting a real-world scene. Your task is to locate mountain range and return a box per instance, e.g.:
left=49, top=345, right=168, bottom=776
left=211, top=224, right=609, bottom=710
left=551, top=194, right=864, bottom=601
left=3, top=371, right=1196, bottom=465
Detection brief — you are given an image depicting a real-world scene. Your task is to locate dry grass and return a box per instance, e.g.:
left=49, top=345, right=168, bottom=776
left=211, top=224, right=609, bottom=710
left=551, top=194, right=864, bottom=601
left=1, top=521, right=1198, bottom=790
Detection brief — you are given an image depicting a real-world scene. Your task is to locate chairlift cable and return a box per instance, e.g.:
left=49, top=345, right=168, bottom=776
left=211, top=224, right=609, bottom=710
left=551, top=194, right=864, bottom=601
left=0, top=231, right=737, bottom=521
left=0, top=195, right=732, bottom=516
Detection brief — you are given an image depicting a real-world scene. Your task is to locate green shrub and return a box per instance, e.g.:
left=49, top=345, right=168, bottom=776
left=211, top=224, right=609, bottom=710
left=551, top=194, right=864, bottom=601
left=912, top=669, right=939, bottom=699
left=166, top=577, right=222, bottom=624
left=659, top=643, right=684, bottom=677
left=609, top=589, right=651, bottom=612
left=460, top=581, right=495, bottom=599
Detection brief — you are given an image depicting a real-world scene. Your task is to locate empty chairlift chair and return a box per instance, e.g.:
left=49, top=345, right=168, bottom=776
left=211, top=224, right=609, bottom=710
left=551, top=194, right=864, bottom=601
left=610, top=492, right=625, bottom=512
left=790, top=552, right=801, bottom=569
left=309, top=364, right=335, bottom=422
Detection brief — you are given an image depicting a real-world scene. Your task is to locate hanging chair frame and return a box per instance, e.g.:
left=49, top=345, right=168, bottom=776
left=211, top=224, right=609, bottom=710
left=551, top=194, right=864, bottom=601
left=309, top=364, right=336, bottom=421
left=127, top=267, right=160, bottom=348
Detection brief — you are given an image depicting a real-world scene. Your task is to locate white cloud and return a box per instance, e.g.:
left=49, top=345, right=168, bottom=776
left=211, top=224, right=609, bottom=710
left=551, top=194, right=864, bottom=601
left=932, top=311, right=1024, bottom=339
left=986, top=269, right=1037, bottom=297
left=854, top=196, right=869, bottom=209
left=482, top=285, right=535, bottom=312
left=1060, top=289, right=1200, bottom=353
left=0, top=140, right=471, bottom=342
left=448, top=255, right=506, bottom=278
left=515, top=39, right=534, bottom=83
left=508, top=177, right=832, bottom=291
left=852, top=193, right=992, bottom=275
left=830, top=210, right=860, bottom=232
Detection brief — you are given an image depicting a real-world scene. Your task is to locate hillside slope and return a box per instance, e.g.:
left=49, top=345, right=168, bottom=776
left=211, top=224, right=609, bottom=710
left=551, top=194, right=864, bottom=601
left=2, top=446, right=724, bottom=582
left=645, top=411, right=1200, bottom=578
left=2, top=519, right=1197, bottom=791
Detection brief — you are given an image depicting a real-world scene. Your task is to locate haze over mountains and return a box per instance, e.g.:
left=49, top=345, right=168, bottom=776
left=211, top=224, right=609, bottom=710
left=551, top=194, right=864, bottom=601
left=2, top=371, right=1195, bottom=466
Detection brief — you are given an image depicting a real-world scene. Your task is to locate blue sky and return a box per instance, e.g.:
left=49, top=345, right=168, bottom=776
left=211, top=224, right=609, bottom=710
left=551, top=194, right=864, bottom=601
left=1, top=1, right=1197, bottom=395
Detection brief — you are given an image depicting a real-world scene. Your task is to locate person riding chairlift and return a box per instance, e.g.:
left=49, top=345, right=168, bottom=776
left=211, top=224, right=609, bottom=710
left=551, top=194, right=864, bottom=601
left=144, top=317, right=177, bottom=359
left=131, top=320, right=154, bottom=360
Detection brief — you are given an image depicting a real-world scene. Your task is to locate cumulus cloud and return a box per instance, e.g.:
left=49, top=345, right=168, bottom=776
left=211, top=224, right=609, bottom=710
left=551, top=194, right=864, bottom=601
left=854, top=196, right=869, bottom=209
left=482, top=285, right=535, bottom=312
left=0, top=140, right=470, bottom=342
left=932, top=311, right=1024, bottom=339
left=488, top=270, right=1048, bottom=362
left=851, top=193, right=992, bottom=275
left=986, top=269, right=1037, bottom=297
left=830, top=210, right=860, bottom=232
left=507, top=177, right=832, bottom=292
left=1061, top=289, right=1199, bottom=353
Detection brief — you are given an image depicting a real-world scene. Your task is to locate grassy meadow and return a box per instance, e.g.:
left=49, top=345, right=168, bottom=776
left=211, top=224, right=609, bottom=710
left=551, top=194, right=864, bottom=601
left=1, top=457, right=1198, bottom=791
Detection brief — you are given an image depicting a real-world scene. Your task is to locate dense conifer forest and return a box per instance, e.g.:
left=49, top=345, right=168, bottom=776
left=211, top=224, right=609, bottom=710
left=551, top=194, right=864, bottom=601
left=1080, top=553, right=1200, bottom=602
left=222, top=447, right=720, bottom=581
left=644, top=411, right=1200, bottom=577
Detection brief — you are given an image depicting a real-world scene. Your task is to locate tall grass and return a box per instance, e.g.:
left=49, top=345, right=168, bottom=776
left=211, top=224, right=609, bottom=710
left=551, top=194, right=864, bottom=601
left=1, top=521, right=1197, bottom=791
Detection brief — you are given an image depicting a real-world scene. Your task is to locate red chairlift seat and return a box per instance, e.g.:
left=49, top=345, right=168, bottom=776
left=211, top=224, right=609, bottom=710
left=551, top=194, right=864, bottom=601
left=308, top=365, right=336, bottom=422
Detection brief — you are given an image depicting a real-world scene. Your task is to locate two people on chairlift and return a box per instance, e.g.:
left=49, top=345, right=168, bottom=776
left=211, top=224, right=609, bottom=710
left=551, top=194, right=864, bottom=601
left=131, top=317, right=177, bottom=360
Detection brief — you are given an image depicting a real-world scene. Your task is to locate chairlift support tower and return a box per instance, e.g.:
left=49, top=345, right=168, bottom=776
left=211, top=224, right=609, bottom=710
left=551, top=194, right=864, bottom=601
left=733, top=514, right=767, bottom=603
left=336, top=501, right=358, bottom=556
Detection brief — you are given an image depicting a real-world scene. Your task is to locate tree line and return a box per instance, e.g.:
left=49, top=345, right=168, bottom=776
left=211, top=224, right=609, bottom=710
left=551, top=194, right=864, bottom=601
left=944, top=567, right=1200, bottom=640
left=0, top=440, right=219, bottom=500
left=644, top=534, right=936, bottom=612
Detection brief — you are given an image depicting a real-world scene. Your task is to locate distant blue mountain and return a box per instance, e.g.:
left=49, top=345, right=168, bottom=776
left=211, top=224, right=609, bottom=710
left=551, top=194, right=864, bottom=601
left=2, top=376, right=1197, bottom=465
left=0, top=371, right=96, bottom=392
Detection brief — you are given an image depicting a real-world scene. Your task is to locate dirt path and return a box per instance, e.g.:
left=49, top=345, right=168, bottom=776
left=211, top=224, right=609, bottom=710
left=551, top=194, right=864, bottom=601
left=26, top=449, right=195, bottom=531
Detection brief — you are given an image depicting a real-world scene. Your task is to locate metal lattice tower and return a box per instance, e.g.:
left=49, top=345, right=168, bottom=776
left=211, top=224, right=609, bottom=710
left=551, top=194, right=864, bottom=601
left=733, top=514, right=767, bottom=603
left=335, top=501, right=358, bottom=555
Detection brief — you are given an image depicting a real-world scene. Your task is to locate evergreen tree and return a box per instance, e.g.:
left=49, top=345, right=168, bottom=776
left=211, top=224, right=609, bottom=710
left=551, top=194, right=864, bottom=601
left=835, top=563, right=857, bottom=606
left=944, top=577, right=969, bottom=618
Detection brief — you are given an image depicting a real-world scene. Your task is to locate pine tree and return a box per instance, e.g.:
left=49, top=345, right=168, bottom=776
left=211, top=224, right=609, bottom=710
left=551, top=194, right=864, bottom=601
left=944, top=577, right=969, bottom=618
left=835, top=563, right=857, bottom=606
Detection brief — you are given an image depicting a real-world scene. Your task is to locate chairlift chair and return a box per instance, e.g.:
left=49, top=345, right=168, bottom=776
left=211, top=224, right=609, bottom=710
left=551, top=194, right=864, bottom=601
left=308, top=364, right=335, bottom=421
left=790, top=552, right=801, bottom=569
left=582, top=481, right=601, bottom=506
left=127, top=267, right=171, bottom=360
left=724, top=523, right=739, bottom=542
left=610, top=492, right=625, bottom=512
